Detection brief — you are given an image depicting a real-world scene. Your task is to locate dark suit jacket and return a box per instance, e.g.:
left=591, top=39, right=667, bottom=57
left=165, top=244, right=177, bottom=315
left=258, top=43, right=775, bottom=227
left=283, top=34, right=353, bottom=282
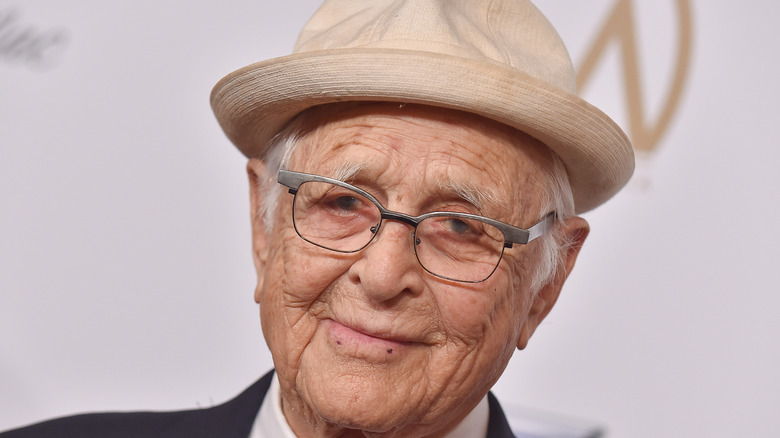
left=0, top=371, right=515, bottom=437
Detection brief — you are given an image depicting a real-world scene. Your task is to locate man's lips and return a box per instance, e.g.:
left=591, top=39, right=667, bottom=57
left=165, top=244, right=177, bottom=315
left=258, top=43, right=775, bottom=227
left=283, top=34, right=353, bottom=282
left=324, top=319, right=415, bottom=357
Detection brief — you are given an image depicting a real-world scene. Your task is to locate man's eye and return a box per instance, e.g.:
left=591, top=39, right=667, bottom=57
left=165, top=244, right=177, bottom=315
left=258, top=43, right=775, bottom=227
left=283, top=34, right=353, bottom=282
left=445, top=218, right=473, bottom=234
left=332, top=195, right=361, bottom=211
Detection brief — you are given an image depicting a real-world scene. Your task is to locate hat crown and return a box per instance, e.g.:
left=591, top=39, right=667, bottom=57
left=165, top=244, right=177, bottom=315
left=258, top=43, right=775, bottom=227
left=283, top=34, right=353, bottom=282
left=295, top=0, right=576, bottom=93
left=211, top=0, right=634, bottom=214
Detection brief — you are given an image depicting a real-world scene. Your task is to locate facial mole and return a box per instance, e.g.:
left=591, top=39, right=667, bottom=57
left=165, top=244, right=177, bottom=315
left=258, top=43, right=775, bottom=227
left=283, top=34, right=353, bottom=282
left=336, top=340, right=342, bottom=345
left=387, top=348, right=393, bottom=354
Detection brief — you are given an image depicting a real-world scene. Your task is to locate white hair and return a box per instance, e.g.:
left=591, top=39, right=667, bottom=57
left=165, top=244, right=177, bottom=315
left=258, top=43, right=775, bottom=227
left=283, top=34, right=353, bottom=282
left=253, top=114, right=575, bottom=294
left=528, top=151, right=575, bottom=294
left=256, top=124, right=304, bottom=232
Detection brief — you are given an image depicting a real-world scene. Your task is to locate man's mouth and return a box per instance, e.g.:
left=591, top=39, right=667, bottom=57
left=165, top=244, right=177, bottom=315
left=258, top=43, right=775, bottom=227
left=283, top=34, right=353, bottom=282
left=324, top=318, right=415, bottom=360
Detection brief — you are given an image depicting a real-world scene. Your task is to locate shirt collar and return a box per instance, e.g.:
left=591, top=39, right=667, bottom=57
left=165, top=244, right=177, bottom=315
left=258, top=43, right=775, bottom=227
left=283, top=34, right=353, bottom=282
left=250, top=373, right=489, bottom=438
left=250, top=373, right=297, bottom=438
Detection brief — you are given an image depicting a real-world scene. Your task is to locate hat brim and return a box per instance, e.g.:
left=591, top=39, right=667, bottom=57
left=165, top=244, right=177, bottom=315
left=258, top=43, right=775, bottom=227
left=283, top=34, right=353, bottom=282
left=210, top=48, right=634, bottom=214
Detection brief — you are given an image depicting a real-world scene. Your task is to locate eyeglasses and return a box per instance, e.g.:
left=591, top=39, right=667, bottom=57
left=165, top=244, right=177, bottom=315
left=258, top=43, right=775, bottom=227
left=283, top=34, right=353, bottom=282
left=277, top=170, right=555, bottom=283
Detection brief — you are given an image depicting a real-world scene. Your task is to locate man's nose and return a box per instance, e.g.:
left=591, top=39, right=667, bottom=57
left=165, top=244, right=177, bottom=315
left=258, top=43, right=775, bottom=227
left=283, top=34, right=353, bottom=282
left=347, top=221, right=425, bottom=302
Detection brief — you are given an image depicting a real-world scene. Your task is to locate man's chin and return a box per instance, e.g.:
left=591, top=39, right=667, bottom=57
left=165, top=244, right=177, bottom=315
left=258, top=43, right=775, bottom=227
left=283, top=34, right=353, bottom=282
left=292, top=350, right=434, bottom=435
left=297, top=388, right=427, bottom=436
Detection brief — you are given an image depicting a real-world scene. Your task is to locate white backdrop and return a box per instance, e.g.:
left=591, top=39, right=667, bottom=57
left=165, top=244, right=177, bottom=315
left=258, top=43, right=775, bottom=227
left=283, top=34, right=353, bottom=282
left=2, top=1, right=779, bottom=436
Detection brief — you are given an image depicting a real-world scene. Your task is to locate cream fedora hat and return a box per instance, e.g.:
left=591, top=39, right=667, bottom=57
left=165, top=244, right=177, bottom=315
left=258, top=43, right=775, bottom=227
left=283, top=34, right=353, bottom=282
left=211, top=0, right=634, bottom=213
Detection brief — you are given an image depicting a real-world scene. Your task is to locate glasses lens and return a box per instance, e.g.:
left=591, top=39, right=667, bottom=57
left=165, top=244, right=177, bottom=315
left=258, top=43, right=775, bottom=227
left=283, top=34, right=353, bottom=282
left=292, top=181, right=380, bottom=252
left=415, top=215, right=505, bottom=282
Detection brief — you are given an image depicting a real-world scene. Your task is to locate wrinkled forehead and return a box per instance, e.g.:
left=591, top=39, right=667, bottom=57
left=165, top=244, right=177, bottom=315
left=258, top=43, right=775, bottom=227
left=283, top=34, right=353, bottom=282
left=286, top=102, right=556, bottom=215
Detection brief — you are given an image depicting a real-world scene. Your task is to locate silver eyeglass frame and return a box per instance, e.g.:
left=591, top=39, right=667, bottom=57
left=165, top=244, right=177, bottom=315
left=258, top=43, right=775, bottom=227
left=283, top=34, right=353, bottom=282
left=277, top=169, right=556, bottom=283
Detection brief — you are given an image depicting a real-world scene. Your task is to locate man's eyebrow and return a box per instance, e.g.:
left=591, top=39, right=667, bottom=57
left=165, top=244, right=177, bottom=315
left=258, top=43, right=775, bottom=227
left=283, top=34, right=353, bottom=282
left=329, top=162, right=367, bottom=183
left=439, top=179, right=501, bottom=213
left=326, top=163, right=502, bottom=213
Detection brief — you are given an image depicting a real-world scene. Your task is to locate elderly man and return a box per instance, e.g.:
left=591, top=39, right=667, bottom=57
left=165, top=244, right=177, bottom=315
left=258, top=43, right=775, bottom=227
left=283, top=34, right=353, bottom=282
left=1, top=0, right=632, bottom=437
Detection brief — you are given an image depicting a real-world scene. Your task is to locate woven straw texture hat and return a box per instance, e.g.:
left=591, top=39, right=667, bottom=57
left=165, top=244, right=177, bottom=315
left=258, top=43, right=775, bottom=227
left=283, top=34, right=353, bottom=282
left=211, top=0, right=634, bottom=213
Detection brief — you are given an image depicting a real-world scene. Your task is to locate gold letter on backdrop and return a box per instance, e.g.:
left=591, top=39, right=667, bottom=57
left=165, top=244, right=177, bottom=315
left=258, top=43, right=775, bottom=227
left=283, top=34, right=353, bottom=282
left=577, top=0, right=693, bottom=152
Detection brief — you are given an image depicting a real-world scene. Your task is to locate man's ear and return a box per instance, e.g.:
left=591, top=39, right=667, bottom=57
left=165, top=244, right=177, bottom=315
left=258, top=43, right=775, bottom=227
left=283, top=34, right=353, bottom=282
left=517, top=216, right=590, bottom=350
left=247, top=158, right=270, bottom=303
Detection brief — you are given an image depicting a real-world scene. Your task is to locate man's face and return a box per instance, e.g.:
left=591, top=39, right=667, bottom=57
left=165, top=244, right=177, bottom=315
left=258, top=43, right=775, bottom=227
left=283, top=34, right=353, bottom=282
left=249, top=103, right=576, bottom=437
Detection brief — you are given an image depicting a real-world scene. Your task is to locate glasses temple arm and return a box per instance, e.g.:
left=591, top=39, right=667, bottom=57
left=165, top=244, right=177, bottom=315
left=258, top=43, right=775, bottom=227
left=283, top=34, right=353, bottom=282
left=527, top=212, right=557, bottom=242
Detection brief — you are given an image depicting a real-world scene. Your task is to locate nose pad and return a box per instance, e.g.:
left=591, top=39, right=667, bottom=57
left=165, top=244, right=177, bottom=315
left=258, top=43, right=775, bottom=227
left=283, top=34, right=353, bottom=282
left=367, top=220, right=417, bottom=250
left=374, top=220, right=421, bottom=253
left=374, top=221, right=414, bottom=249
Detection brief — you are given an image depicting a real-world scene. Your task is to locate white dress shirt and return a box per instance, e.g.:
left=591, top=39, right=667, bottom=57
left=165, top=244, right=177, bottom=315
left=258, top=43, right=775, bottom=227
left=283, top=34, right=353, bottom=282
left=249, top=374, right=489, bottom=438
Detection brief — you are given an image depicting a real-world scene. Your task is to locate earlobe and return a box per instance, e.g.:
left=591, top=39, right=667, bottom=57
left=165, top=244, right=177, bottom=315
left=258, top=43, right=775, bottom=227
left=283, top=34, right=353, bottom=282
left=247, top=158, right=270, bottom=303
left=517, top=216, right=590, bottom=350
